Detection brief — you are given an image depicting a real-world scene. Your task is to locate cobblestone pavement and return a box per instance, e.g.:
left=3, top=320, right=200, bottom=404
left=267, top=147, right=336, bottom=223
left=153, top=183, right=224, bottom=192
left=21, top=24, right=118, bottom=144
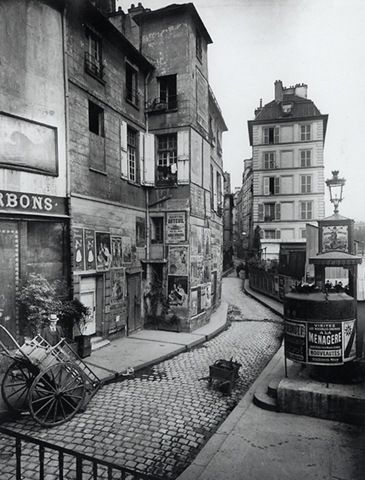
left=0, top=275, right=283, bottom=479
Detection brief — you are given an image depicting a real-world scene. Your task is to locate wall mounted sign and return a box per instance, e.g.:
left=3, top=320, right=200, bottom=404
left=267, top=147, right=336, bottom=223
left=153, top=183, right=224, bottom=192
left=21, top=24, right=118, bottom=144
left=95, top=232, right=111, bottom=271
left=284, top=318, right=357, bottom=365
left=84, top=229, right=96, bottom=271
left=168, top=245, right=188, bottom=276
left=72, top=227, right=84, bottom=271
left=166, top=212, right=186, bottom=244
left=111, top=236, right=123, bottom=268
left=322, top=225, right=348, bottom=253
left=0, top=190, right=67, bottom=216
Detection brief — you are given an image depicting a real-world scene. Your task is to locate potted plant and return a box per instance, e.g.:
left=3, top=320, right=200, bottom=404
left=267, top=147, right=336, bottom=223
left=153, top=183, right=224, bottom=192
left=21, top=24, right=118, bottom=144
left=57, top=297, right=90, bottom=357
left=17, top=273, right=62, bottom=338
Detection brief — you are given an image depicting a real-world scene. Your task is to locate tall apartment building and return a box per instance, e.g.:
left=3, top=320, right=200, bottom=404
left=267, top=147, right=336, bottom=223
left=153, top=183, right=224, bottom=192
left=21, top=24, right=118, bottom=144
left=0, top=0, right=226, bottom=340
left=247, top=81, right=328, bottom=260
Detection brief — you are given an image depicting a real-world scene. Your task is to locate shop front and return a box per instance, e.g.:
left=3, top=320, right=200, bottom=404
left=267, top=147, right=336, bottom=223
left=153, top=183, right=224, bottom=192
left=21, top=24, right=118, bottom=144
left=0, top=190, right=69, bottom=339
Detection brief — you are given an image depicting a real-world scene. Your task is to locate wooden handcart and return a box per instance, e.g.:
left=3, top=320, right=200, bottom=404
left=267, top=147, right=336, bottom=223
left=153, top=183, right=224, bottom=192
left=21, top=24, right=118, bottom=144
left=209, top=359, right=241, bottom=394
left=0, top=325, right=100, bottom=427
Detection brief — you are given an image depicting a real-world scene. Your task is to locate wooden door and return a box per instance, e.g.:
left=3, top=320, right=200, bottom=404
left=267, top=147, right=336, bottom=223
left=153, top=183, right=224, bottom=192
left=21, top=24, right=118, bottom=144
left=127, top=273, right=142, bottom=333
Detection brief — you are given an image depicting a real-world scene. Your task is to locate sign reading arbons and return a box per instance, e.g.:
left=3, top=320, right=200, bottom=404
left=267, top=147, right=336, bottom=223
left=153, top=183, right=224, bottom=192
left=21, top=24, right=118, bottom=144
left=0, top=189, right=67, bottom=215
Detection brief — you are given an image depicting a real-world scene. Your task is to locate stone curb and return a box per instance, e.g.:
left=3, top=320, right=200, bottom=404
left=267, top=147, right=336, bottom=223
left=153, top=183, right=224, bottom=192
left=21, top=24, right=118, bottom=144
left=243, top=281, right=284, bottom=318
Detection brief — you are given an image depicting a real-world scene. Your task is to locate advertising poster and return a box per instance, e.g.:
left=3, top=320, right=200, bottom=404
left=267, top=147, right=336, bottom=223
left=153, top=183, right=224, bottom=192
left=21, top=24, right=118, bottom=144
left=203, top=260, right=211, bottom=283
left=190, top=287, right=199, bottom=317
left=191, top=225, right=203, bottom=255
left=136, top=217, right=146, bottom=247
left=191, top=184, right=205, bottom=218
left=322, top=225, right=348, bottom=253
left=96, top=232, right=112, bottom=270
left=122, top=236, right=132, bottom=263
left=284, top=319, right=307, bottom=363
left=191, top=255, right=204, bottom=286
left=307, top=322, right=343, bottom=364
left=84, top=229, right=96, bottom=271
left=110, top=268, right=125, bottom=305
left=211, top=245, right=219, bottom=271
left=168, top=276, right=188, bottom=307
left=166, top=212, right=186, bottom=244
left=168, top=246, right=188, bottom=275
left=73, top=227, right=84, bottom=271
left=343, top=319, right=357, bottom=362
left=111, top=236, right=123, bottom=268
left=204, top=228, right=210, bottom=257
left=200, top=284, right=206, bottom=311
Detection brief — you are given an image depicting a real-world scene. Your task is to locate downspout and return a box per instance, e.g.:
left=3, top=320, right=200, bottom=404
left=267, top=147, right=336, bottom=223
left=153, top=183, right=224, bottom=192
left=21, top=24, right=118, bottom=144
left=62, top=2, right=72, bottom=298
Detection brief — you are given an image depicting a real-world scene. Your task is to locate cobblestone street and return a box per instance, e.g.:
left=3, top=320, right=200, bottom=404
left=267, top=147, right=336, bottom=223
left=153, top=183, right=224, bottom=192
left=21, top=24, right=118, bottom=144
left=0, top=276, right=283, bottom=479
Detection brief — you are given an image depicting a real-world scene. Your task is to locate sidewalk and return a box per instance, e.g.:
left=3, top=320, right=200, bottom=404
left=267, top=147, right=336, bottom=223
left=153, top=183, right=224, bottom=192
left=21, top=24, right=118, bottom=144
left=84, top=301, right=229, bottom=383
left=177, top=281, right=365, bottom=480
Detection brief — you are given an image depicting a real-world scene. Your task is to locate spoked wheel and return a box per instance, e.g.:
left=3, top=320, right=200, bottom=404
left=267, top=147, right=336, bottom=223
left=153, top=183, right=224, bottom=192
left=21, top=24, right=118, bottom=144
left=29, top=362, right=86, bottom=427
left=2, top=360, right=37, bottom=413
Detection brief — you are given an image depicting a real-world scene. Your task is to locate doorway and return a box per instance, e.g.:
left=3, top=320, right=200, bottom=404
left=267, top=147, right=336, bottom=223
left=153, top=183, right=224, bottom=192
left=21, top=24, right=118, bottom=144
left=80, top=277, right=96, bottom=335
left=127, top=273, right=142, bottom=333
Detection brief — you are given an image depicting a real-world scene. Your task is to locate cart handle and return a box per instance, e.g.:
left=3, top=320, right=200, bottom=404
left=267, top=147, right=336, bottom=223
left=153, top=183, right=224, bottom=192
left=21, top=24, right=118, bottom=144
left=0, top=324, right=22, bottom=356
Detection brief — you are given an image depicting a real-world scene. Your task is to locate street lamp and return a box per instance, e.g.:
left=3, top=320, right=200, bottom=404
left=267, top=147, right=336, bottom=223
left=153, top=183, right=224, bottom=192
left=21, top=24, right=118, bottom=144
left=325, top=170, right=346, bottom=214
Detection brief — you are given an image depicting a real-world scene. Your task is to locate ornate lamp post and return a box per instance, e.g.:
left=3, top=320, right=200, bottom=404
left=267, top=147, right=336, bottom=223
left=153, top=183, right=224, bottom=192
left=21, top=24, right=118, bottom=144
left=325, top=170, right=346, bottom=214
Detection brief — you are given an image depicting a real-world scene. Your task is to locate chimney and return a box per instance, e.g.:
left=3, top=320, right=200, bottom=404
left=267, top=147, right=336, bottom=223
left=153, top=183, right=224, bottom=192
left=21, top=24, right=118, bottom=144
left=274, top=80, right=283, bottom=103
left=294, top=83, right=308, bottom=99
left=254, top=98, right=263, bottom=117
left=128, top=2, right=145, bottom=16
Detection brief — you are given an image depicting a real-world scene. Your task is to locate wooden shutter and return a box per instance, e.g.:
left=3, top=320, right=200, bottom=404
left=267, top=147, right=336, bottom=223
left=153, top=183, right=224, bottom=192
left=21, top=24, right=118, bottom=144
left=144, top=133, right=155, bottom=186
left=263, top=177, right=270, bottom=195
left=177, top=130, right=189, bottom=184
left=275, top=203, right=281, bottom=220
left=274, top=177, right=280, bottom=194
left=120, top=120, right=128, bottom=178
left=258, top=204, right=264, bottom=221
left=138, top=132, right=144, bottom=184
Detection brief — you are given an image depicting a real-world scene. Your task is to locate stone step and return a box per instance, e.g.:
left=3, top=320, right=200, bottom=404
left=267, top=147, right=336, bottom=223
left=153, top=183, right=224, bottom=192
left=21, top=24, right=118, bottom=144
left=253, top=382, right=278, bottom=412
left=90, top=336, right=110, bottom=351
left=267, top=377, right=280, bottom=399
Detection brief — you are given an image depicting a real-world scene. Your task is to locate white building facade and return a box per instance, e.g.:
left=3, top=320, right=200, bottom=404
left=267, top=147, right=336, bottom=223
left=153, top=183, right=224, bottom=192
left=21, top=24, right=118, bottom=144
left=248, top=81, right=328, bottom=260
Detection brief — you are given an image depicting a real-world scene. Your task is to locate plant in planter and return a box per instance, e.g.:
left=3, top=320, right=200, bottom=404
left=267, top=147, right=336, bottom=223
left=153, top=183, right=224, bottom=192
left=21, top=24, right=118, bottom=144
left=17, top=273, right=62, bottom=338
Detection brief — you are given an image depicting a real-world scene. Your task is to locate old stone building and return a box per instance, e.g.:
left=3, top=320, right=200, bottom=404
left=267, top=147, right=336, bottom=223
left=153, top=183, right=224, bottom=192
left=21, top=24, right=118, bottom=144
left=247, top=81, right=328, bottom=260
left=0, top=0, right=226, bottom=341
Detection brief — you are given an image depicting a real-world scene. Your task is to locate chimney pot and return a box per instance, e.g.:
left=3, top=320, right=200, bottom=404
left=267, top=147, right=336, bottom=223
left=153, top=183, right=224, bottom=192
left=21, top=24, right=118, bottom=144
left=274, top=80, right=283, bottom=103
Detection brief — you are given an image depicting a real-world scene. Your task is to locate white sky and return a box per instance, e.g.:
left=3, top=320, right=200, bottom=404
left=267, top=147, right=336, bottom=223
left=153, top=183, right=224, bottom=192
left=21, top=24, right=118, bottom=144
left=118, top=0, right=365, bottom=221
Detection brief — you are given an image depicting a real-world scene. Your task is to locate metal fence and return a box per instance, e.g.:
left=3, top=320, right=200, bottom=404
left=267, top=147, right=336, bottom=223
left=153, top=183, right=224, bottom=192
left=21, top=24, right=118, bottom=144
left=249, top=270, right=296, bottom=302
left=0, top=426, right=161, bottom=480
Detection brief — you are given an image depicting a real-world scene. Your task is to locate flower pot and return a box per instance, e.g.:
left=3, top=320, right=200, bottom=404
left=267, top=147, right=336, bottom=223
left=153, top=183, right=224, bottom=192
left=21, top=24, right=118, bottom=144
left=76, top=335, right=91, bottom=358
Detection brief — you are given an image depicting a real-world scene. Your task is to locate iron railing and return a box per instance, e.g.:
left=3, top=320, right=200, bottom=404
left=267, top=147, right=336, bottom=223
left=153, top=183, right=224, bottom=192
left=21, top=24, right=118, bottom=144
left=0, top=426, right=161, bottom=480
left=146, top=96, right=178, bottom=112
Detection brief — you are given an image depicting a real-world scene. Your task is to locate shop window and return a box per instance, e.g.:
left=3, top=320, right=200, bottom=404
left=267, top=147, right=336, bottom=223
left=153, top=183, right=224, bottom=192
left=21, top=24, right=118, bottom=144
left=151, top=217, right=164, bottom=244
left=156, top=133, right=177, bottom=186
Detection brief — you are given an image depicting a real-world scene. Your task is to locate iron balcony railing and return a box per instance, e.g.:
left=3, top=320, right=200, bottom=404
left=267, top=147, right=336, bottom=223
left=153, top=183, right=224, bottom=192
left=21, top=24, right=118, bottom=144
left=146, top=96, right=178, bottom=113
left=0, top=426, right=161, bottom=480
left=126, top=88, right=140, bottom=107
left=84, top=52, right=104, bottom=80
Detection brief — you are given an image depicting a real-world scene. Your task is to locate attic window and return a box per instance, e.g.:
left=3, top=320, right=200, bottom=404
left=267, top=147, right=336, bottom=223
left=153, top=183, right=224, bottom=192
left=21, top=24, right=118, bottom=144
left=281, top=103, right=293, bottom=115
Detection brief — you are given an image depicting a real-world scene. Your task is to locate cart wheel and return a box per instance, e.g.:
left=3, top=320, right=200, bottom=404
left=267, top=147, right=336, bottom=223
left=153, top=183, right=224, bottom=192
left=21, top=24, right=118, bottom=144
left=2, top=360, right=37, bottom=413
left=29, top=362, right=86, bottom=427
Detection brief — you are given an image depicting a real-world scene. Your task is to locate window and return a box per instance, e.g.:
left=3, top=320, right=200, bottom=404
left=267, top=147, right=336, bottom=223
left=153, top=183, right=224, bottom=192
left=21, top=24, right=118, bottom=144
left=263, top=127, right=279, bottom=144
left=301, top=229, right=307, bottom=238
left=300, top=124, right=311, bottom=141
left=263, top=152, right=276, bottom=169
left=217, top=172, right=222, bottom=214
left=127, top=127, right=138, bottom=182
left=85, top=29, right=103, bottom=80
left=159, top=75, right=177, bottom=110
left=300, top=150, right=311, bottom=167
left=88, top=101, right=104, bottom=136
left=126, top=63, right=139, bottom=107
left=264, top=229, right=281, bottom=239
left=258, top=202, right=280, bottom=222
left=301, top=175, right=312, bottom=193
left=211, top=165, right=215, bottom=209
left=156, top=133, right=177, bottom=186
left=196, top=32, right=202, bottom=60
left=151, top=217, right=164, bottom=244
left=300, top=201, right=313, bottom=220
left=264, top=177, right=280, bottom=195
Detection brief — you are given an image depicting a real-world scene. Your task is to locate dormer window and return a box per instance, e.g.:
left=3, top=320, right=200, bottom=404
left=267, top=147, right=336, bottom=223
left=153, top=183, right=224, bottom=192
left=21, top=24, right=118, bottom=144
left=281, top=103, right=293, bottom=115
